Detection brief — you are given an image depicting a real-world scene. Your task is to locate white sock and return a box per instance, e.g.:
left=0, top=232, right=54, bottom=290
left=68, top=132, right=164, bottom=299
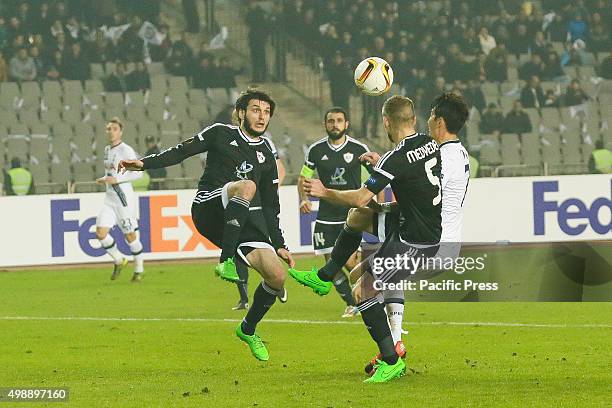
left=383, top=288, right=405, bottom=344
left=99, top=235, right=122, bottom=264
left=128, top=239, right=144, bottom=273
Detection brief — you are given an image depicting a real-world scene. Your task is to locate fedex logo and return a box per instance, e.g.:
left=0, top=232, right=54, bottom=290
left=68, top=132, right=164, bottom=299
left=533, top=181, right=611, bottom=236
left=51, top=195, right=218, bottom=258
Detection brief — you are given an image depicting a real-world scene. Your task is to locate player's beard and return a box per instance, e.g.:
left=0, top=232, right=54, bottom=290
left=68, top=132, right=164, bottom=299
left=242, top=117, right=268, bottom=137
left=326, top=128, right=346, bottom=141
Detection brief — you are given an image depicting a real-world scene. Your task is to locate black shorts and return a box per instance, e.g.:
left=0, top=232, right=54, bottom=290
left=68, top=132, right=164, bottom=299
left=191, top=187, right=274, bottom=266
left=371, top=210, right=401, bottom=242
left=312, top=221, right=344, bottom=255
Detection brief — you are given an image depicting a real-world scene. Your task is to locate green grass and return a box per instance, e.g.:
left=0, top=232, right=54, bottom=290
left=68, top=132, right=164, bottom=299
left=0, top=257, right=611, bottom=407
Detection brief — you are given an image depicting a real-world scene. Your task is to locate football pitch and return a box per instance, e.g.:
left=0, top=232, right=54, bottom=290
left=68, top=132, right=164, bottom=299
left=1, top=256, right=611, bottom=407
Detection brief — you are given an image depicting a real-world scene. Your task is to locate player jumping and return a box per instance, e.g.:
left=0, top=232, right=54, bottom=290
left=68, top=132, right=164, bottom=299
left=119, top=89, right=294, bottom=361
left=289, top=95, right=448, bottom=383
left=95, top=117, right=145, bottom=282
left=299, top=107, right=377, bottom=318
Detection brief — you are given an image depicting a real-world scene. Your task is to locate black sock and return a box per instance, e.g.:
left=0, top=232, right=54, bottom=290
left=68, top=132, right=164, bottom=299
left=318, top=224, right=361, bottom=281
left=359, top=301, right=398, bottom=365
left=333, top=273, right=355, bottom=306
left=220, top=196, right=250, bottom=262
left=241, top=282, right=277, bottom=335
left=236, top=260, right=249, bottom=303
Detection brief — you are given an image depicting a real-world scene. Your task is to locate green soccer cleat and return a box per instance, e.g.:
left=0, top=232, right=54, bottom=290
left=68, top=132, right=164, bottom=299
left=235, top=323, right=269, bottom=361
left=288, top=267, right=332, bottom=296
left=363, top=358, right=406, bottom=384
left=215, top=258, right=240, bottom=283
left=111, top=258, right=128, bottom=280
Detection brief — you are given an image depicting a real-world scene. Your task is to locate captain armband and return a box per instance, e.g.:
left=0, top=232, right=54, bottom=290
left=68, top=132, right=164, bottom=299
left=300, top=165, right=315, bottom=178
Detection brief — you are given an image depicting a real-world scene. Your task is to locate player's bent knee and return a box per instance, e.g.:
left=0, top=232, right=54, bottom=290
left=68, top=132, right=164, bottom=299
left=238, top=180, right=257, bottom=200
left=125, top=232, right=136, bottom=243
left=347, top=207, right=372, bottom=231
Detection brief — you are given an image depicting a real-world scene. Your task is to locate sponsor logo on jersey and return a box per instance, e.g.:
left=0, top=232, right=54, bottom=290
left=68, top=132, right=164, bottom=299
left=343, top=152, right=354, bottom=163
left=256, top=151, right=266, bottom=163
left=330, top=167, right=347, bottom=185
left=236, top=161, right=254, bottom=180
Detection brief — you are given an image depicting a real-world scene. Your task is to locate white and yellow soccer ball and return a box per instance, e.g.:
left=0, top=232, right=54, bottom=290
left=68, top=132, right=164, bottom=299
left=354, top=57, right=394, bottom=96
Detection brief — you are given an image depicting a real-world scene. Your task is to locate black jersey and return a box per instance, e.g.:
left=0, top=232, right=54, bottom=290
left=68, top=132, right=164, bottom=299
left=364, top=132, right=442, bottom=245
left=304, top=136, right=371, bottom=222
left=141, top=123, right=286, bottom=250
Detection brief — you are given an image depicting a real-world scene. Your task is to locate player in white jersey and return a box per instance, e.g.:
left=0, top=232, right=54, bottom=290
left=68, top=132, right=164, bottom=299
left=95, top=117, right=145, bottom=282
left=361, top=93, right=470, bottom=375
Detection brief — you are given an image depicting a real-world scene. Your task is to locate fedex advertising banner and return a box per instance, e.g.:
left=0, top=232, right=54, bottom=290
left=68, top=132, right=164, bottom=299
left=0, top=175, right=610, bottom=267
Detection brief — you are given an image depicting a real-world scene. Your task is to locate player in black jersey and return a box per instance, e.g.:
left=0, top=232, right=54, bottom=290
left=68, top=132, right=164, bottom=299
left=299, top=107, right=374, bottom=318
left=118, top=89, right=294, bottom=362
left=289, top=95, right=442, bottom=383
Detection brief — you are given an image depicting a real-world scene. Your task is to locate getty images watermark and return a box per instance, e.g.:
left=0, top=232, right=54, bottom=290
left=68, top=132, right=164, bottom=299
left=370, top=250, right=499, bottom=292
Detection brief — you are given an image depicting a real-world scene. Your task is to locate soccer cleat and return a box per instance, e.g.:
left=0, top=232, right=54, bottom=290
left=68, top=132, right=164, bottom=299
left=232, top=300, right=249, bottom=310
left=365, top=341, right=407, bottom=376
left=363, top=358, right=406, bottom=383
left=111, top=258, right=128, bottom=280
left=235, top=323, right=269, bottom=361
left=131, top=272, right=143, bottom=283
left=277, top=287, right=288, bottom=303
left=288, top=267, right=332, bottom=296
left=215, top=258, right=240, bottom=283
left=341, top=306, right=359, bottom=318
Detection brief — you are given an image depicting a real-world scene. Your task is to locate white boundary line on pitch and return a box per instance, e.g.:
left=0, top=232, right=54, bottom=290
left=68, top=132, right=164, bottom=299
left=1, top=316, right=611, bottom=329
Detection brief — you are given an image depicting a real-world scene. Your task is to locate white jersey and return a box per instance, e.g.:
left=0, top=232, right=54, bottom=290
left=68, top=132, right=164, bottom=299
left=439, top=140, right=470, bottom=243
left=102, top=142, right=142, bottom=208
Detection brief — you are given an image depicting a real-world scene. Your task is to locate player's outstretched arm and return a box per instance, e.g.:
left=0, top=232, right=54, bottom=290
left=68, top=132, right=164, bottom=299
left=304, top=178, right=374, bottom=208
left=118, top=159, right=144, bottom=173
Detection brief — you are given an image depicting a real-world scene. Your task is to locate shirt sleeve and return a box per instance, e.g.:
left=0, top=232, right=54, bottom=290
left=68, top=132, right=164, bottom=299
left=363, top=150, right=399, bottom=194
left=142, top=124, right=219, bottom=170
left=300, top=143, right=317, bottom=178
left=260, top=161, right=287, bottom=251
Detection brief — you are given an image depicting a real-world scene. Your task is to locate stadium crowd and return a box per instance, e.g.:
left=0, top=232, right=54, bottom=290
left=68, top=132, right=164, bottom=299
left=275, top=0, right=611, bottom=138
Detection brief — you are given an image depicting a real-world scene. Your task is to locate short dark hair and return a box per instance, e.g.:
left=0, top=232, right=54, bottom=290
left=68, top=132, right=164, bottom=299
left=430, top=92, right=469, bottom=134
left=235, top=88, right=276, bottom=117
left=10, top=157, right=21, bottom=168
left=382, top=95, right=415, bottom=128
left=595, top=139, right=604, bottom=149
left=324, top=106, right=348, bottom=122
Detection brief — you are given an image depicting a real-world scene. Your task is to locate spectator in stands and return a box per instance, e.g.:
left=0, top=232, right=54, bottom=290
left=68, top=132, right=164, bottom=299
left=33, top=2, right=53, bottom=37
left=589, top=15, right=609, bottom=53
left=45, top=49, right=65, bottom=80
left=478, top=27, right=496, bottom=56
left=600, top=55, right=612, bottom=79
left=504, top=101, right=532, bottom=134
left=144, top=136, right=167, bottom=187
left=541, top=52, right=565, bottom=81
left=165, top=46, right=190, bottom=77
left=479, top=103, right=504, bottom=134
left=327, top=52, right=352, bottom=111
left=3, top=157, right=34, bottom=196
left=106, top=61, right=129, bottom=93
left=192, top=55, right=215, bottom=90
left=29, top=46, right=45, bottom=80
left=63, top=42, right=91, bottom=81
left=0, top=50, right=7, bottom=81
left=0, top=17, right=8, bottom=51
left=171, top=32, right=193, bottom=62
left=216, top=57, right=240, bottom=102
left=543, top=90, right=560, bottom=107
left=90, top=31, right=117, bottom=64
left=567, top=14, right=588, bottom=43
left=117, top=16, right=144, bottom=62
left=546, top=13, right=567, bottom=42
left=245, top=1, right=269, bottom=82
left=531, top=31, right=549, bottom=59
left=127, top=61, right=151, bottom=91
left=519, top=54, right=544, bottom=81
left=9, top=47, right=37, bottom=81
left=508, top=24, right=531, bottom=56
left=520, top=75, right=545, bottom=108
left=464, top=80, right=486, bottom=113
left=564, top=79, right=589, bottom=106
left=588, top=140, right=612, bottom=174
left=484, top=43, right=508, bottom=82
left=182, top=0, right=200, bottom=33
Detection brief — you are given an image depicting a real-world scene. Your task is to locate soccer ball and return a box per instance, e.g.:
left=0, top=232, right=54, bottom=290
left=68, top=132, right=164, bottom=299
left=354, top=57, right=394, bottom=96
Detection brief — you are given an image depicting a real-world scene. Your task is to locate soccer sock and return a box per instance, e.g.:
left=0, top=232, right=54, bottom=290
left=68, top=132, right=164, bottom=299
left=241, top=282, right=277, bottom=335
left=333, top=272, right=355, bottom=306
left=220, top=196, right=250, bottom=262
left=99, top=235, right=122, bottom=264
left=318, top=224, right=361, bottom=281
left=236, top=260, right=249, bottom=303
left=357, top=297, right=398, bottom=365
left=128, top=239, right=144, bottom=273
left=383, top=290, right=405, bottom=344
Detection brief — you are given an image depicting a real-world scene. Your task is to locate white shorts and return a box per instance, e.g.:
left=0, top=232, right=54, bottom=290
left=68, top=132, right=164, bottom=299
left=96, top=203, right=138, bottom=234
